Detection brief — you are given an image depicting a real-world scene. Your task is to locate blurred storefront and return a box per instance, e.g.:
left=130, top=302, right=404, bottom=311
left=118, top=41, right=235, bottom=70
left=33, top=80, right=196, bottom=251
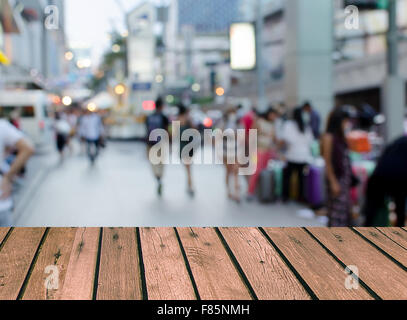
left=229, top=0, right=407, bottom=114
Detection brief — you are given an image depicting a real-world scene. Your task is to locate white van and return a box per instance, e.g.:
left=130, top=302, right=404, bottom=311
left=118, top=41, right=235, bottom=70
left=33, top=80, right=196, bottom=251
left=0, top=90, right=49, bottom=145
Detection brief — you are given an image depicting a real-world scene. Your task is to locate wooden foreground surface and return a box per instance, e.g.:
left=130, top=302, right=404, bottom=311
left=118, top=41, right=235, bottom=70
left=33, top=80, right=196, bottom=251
left=0, top=227, right=406, bottom=300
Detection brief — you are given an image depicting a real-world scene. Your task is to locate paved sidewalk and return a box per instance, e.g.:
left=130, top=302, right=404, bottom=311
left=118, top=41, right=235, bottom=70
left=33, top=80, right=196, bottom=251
left=15, top=141, right=325, bottom=227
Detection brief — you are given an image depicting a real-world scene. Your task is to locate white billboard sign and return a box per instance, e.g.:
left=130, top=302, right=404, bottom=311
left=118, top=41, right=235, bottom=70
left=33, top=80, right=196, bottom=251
left=230, top=23, right=256, bottom=71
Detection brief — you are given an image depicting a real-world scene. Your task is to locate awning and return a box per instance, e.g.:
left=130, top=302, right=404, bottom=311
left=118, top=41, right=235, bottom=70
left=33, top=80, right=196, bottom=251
left=0, top=50, right=10, bottom=65
left=85, top=92, right=115, bottom=110
left=0, top=0, right=20, bottom=33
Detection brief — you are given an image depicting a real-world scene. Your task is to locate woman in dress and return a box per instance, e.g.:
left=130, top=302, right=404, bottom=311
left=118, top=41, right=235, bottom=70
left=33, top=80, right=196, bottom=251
left=322, top=107, right=353, bottom=227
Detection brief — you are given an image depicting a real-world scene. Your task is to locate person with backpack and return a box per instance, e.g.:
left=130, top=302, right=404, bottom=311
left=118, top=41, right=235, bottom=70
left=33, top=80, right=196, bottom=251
left=146, top=97, right=169, bottom=197
left=0, top=119, right=34, bottom=226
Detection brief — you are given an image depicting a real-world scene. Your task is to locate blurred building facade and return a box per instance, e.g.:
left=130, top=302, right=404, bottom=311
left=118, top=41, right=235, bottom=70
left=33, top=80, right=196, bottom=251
left=0, top=0, right=67, bottom=90
left=229, top=0, right=407, bottom=113
left=162, top=0, right=247, bottom=100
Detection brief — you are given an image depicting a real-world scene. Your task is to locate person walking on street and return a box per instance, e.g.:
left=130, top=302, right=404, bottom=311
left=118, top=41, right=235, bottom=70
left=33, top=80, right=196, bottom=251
left=281, top=107, right=314, bottom=202
left=54, top=112, right=71, bottom=163
left=0, top=119, right=34, bottom=226
left=247, top=107, right=279, bottom=200
left=80, top=110, right=104, bottom=165
left=66, top=108, right=79, bottom=154
left=322, top=107, right=353, bottom=227
left=177, top=104, right=196, bottom=197
left=146, top=97, right=169, bottom=197
left=220, top=108, right=242, bottom=202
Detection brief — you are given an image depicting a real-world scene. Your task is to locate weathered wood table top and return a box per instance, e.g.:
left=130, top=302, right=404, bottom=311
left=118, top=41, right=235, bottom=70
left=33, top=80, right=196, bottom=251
left=0, top=227, right=406, bottom=300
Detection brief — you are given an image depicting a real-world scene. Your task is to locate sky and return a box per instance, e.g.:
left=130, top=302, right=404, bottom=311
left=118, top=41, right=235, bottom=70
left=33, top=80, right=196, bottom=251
left=65, top=0, right=144, bottom=65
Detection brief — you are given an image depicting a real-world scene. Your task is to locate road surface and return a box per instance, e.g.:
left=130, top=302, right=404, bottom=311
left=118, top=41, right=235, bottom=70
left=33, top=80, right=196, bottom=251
left=15, top=140, right=325, bottom=227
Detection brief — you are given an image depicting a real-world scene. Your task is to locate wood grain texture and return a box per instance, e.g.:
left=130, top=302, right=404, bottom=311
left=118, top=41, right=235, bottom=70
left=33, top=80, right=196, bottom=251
left=58, top=228, right=100, bottom=300
left=377, top=228, right=407, bottom=250
left=22, top=228, right=77, bottom=300
left=96, top=228, right=142, bottom=300
left=0, top=228, right=10, bottom=244
left=140, top=228, right=196, bottom=300
left=219, top=228, right=310, bottom=300
left=263, top=228, right=373, bottom=300
left=355, top=228, right=407, bottom=268
left=307, top=228, right=407, bottom=300
left=0, top=228, right=46, bottom=300
left=177, top=227, right=252, bottom=300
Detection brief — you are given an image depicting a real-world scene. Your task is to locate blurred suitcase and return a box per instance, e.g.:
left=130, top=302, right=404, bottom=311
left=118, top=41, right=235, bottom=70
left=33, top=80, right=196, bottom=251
left=268, top=161, right=285, bottom=200
left=258, top=169, right=274, bottom=203
left=289, top=171, right=299, bottom=201
left=305, top=159, right=326, bottom=207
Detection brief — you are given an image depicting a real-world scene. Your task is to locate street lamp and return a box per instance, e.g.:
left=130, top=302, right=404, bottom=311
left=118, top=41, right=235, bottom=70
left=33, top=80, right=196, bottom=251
left=65, top=51, right=74, bottom=61
left=114, top=84, right=126, bottom=95
left=192, top=83, right=201, bottom=92
left=62, top=96, right=72, bottom=106
left=87, top=103, right=97, bottom=112
left=112, top=44, right=121, bottom=53
left=216, top=87, right=225, bottom=97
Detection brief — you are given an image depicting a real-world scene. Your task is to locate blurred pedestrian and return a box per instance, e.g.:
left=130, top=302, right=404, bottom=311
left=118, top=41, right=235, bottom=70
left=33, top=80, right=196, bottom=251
left=364, top=136, right=407, bottom=227
left=80, top=110, right=104, bottom=165
left=247, top=107, right=279, bottom=200
left=8, top=110, right=26, bottom=177
left=66, top=108, right=78, bottom=154
left=54, top=112, right=71, bottom=163
left=221, top=108, right=241, bottom=202
left=146, top=97, right=169, bottom=197
left=302, top=101, right=321, bottom=140
left=281, top=107, right=314, bottom=202
left=177, top=104, right=196, bottom=197
left=239, top=106, right=257, bottom=185
left=0, top=119, right=34, bottom=226
left=321, top=107, right=353, bottom=227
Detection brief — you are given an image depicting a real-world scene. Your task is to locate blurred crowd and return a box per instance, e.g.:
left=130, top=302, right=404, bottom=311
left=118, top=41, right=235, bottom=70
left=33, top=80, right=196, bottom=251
left=1, top=97, right=406, bottom=228
left=146, top=97, right=407, bottom=227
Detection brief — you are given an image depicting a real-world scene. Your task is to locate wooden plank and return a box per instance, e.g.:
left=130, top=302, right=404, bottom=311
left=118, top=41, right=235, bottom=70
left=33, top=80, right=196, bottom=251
left=263, top=228, right=373, bottom=300
left=177, top=228, right=252, bottom=300
left=58, top=228, right=100, bottom=300
left=22, top=228, right=77, bottom=300
left=219, top=228, right=310, bottom=300
left=377, top=228, right=407, bottom=250
left=307, top=228, right=407, bottom=300
left=355, top=228, right=407, bottom=268
left=0, top=228, right=46, bottom=300
left=140, top=228, right=196, bottom=300
left=0, top=228, right=10, bottom=245
left=96, top=228, right=142, bottom=300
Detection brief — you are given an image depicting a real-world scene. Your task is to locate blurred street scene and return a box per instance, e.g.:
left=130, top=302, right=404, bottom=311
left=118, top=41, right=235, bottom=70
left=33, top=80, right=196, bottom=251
left=0, top=0, right=407, bottom=227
